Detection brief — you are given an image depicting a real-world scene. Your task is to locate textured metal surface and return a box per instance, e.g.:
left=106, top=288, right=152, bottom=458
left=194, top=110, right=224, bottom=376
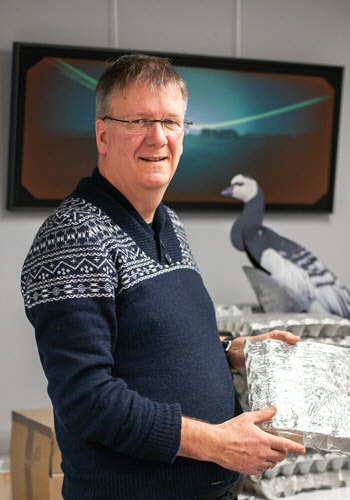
left=238, top=313, right=350, bottom=342
left=242, top=450, right=350, bottom=499
left=215, top=306, right=350, bottom=343
left=244, top=467, right=350, bottom=499
left=244, top=339, right=350, bottom=454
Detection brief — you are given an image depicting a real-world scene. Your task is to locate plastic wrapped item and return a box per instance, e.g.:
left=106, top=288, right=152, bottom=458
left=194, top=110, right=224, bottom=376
left=225, top=311, right=350, bottom=339
left=230, top=313, right=350, bottom=413
left=244, top=468, right=350, bottom=499
left=265, top=450, right=348, bottom=478
left=244, top=339, right=350, bottom=454
left=215, top=303, right=244, bottom=332
left=243, top=450, right=350, bottom=499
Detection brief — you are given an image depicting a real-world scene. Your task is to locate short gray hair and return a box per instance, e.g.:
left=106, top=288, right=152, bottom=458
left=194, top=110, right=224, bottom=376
left=95, top=53, right=188, bottom=119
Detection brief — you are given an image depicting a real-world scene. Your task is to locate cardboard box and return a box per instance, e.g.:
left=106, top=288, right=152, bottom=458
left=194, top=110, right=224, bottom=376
left=0, top=471, right=11, bottom=500
left=0, top=456, right=11, bottom=500
left=11, top=408, right=63, bottom=500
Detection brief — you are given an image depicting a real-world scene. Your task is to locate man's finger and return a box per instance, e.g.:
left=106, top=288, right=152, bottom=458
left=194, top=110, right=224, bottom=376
left=251, top=405, right=277, bottom=425
left=267, top=330, right=300, bottom=344
left=270, top=434, right=306, bottom=455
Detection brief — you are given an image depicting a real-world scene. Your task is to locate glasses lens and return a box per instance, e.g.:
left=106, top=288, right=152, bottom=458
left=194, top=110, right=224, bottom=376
left=183, top=121, right=190, bottom=135
left=124, top=118, right=191, bottom=135
left=161, top=119, right=182, bottom=135
left=125, top=119, right=148, bottom=134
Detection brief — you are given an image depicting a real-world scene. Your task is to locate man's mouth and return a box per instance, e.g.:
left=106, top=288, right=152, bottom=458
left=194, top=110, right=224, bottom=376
left=140, top=157, right=167, bottom=162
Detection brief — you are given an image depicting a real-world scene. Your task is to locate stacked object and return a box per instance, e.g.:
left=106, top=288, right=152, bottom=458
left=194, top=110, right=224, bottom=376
left=244, top=450, right=350, bottom=499
left=215, top=307, right=350, bottom=345
left=214, top=307, right=350, bottom=498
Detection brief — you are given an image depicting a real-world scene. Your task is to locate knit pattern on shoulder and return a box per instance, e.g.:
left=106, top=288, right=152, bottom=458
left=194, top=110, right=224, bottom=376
left=22, top=197, right=199, bottom=309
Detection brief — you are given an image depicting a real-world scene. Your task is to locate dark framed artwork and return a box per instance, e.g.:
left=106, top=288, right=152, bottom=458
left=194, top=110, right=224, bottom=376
left=7, top=42, right=343, bottom=212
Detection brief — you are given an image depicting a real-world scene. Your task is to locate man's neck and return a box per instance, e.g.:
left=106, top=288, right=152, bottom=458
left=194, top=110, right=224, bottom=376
left=129, top=192, right=162, bottom=223
left=98, top=167, right=164, bottom=223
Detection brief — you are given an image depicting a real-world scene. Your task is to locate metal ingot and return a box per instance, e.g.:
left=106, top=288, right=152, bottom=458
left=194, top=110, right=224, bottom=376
left=244, top=339, right=350, bottom=454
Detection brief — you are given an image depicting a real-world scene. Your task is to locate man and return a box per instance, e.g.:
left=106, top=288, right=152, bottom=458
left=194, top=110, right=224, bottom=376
left=21, top=54, right=305, bottom=500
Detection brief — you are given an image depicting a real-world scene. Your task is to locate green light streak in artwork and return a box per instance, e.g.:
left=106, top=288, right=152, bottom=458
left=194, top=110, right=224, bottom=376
left=191, top=95, right=329, bottom=131
left=52, top=59, right=329, bottom=131
left=53, top=59, right=98, bottom=91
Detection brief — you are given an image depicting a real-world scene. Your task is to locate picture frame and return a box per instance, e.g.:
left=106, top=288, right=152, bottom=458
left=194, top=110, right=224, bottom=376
left=7, top=42, right=343, bottom=212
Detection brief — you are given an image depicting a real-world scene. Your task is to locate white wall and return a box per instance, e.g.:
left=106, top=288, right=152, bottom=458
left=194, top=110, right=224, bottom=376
left=1, top=0, right=350, bottom=455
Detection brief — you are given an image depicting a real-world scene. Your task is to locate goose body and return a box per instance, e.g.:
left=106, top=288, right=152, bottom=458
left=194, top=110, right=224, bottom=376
left=221, top=174, right=350, bottom=318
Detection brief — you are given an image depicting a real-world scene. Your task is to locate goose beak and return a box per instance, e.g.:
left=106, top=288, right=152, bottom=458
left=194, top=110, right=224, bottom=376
left=220, top=185, right=233, bottom=197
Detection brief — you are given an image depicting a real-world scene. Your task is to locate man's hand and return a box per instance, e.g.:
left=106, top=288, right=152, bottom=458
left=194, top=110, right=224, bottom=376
left=178, top=406, right=305, bottom=475
left=227, top=330, right=300, bottom=370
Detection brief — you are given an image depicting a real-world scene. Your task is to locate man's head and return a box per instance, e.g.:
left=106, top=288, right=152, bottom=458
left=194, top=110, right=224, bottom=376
left=96, top=54, right=188, bottom=120
left=95, top=54, right=190, bottom=220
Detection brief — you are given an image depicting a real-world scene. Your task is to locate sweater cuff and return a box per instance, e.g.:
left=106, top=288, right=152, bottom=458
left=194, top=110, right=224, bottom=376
left=139, top=402, right=182, bottom=463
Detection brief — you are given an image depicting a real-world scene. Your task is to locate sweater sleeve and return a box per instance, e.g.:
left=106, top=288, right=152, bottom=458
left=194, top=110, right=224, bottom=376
left=21, top=205, right=182, bottom=463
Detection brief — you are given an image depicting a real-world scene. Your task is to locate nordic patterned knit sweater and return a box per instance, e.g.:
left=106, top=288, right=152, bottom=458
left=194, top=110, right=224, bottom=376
left=21, top=168, right=240, bottom=500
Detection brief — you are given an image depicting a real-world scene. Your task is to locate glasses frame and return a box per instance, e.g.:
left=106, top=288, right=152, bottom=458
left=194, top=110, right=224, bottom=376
left=102, top=115, right=193, bottom=135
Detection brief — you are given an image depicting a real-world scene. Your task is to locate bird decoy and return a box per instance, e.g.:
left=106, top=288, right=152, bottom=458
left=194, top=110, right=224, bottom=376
left=221, top=174, right=350, bottom=318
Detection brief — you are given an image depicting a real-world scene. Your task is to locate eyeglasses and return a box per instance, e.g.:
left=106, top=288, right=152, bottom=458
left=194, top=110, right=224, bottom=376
left=102, top=116, right=193, bottom=136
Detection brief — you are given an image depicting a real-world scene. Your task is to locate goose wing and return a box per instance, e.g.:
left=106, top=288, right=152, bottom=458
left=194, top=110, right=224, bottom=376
left=291, top=247, right=350, bottom=319
left=243, top=265, right=306, bottom=313
left=260, top=248, right=315, bottom=312
left=243, top=225, right=350, bottom=319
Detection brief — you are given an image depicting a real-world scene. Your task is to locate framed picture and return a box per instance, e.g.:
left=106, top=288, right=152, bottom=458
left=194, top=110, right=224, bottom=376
left=7, top=42, right=343, bottom=212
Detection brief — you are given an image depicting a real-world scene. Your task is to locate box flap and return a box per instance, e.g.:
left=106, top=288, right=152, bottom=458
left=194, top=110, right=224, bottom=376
left=12, top=409, right=55, bottom=437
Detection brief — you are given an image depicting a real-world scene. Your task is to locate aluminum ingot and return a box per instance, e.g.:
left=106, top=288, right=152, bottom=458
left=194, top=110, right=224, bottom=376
left=244, top=339, right=350, bottom=454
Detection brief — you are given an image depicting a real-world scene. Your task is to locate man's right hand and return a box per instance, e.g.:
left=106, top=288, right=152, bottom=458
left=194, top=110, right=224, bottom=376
left=178, top=406, right=306, bottom=476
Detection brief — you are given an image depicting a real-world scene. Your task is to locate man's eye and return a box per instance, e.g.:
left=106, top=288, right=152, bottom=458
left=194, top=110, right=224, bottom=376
left=163, top=119, right=179, bottom=126
left=131, top=119, right=148, bottom=125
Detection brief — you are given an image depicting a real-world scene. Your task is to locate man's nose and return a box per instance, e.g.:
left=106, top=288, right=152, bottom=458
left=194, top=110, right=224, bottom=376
left=145, top=121, right=168, bottom=144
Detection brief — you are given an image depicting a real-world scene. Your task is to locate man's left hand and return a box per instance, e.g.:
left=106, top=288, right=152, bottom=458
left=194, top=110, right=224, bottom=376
left=227, top=330, right=300, bottom=370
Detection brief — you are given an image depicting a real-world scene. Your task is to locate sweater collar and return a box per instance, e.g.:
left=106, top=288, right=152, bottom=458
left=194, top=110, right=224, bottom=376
left=71, top=168, right=181, bottom=264
left=91, top=167, right=167, bottom=231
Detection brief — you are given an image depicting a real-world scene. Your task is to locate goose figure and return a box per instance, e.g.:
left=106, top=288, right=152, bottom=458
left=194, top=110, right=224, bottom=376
left=221, top=174, right=350, bottom=318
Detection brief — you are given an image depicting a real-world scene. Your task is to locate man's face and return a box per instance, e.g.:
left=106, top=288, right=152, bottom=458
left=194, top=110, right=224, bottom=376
left=96, top=82, right=185, bottom=202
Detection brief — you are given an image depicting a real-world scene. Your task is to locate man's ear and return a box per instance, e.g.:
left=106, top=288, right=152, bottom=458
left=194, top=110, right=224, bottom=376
left=96, top=119, right=108, bottom=156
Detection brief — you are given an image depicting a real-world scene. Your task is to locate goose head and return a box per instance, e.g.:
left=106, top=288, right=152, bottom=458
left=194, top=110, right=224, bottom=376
left=221, top=174, right=258, bottom=203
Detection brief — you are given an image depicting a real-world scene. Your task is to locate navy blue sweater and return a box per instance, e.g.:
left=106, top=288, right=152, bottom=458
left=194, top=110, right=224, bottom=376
left=21, top=169, right=240, bottom=499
